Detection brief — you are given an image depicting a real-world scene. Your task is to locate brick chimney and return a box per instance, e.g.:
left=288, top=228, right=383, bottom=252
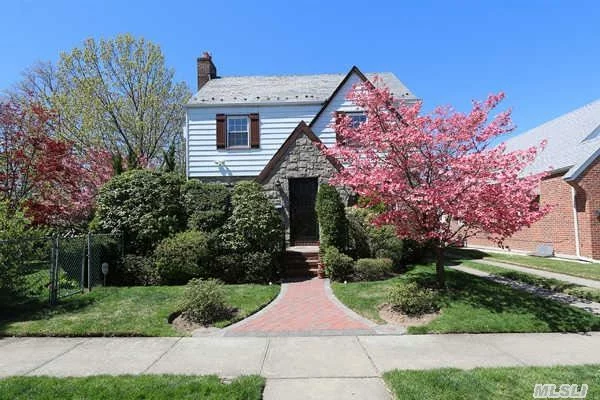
left=197, top=52, right=217, bottom=90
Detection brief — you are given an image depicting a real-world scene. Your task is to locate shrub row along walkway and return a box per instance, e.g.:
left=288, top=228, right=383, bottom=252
left=452, top=264, right=600, bottom=315
left=1, top=334, right=600, bottom=399
left=478, top=258, right=600, bottom=289
left=224, top=278, right=383, bottom=336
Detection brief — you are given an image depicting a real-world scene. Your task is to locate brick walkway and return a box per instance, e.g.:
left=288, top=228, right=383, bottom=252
left=225, top=278, right=376, bottom=336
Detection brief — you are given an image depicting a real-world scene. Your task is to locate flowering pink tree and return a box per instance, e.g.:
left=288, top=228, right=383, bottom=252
left=324, top=83, right=548, bottom=287
left=0, top=100, right=113, bottom=228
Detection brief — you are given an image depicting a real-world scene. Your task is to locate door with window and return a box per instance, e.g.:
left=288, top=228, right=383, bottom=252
left=289, top=178, right=319, bottom=245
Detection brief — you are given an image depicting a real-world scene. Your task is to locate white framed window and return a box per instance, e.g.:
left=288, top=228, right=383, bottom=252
left=227, top=116, right=250, bottom=148
left=347, top=112, right=367, bottom=128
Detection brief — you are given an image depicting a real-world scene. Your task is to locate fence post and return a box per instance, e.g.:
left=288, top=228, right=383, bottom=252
left=87, top=232, right=92, bottom=292
left=80, top=236, right=86, bottom=293
left=50, top=237, right=59, bottom=305
left=49, top=238, right=55, bottom=305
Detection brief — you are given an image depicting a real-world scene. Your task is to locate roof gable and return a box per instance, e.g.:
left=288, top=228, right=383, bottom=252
left=256, top=121, right=341, bottom=183
left=309, top=66, right=368, bottom=127
left=504, top=99, right=600, bottom=180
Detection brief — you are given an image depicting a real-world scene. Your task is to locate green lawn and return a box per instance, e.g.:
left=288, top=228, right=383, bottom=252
left=331, top=265, right=600, bottom=333
left=449, top=247, right=600, bottom=281
left=462, top=260, right=600, bottom=302
left=383, top=365, right=598, bottom=400
left=0, top=375, right=264, bottom=400
left=0, top=284, right=279, bottom=337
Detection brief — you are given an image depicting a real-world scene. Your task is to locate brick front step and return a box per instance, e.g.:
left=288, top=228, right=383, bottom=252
left=284, top=245, right=321, bottom=278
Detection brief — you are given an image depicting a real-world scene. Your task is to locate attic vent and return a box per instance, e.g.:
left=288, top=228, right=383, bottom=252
left=583, top=124, right=600, bottom=142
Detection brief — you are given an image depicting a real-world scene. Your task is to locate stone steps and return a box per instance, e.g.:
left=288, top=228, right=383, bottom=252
left=284, top=246, right=320, bottom=278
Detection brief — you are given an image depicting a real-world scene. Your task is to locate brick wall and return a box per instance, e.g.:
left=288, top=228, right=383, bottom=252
left=572, top=157, right=600, bottom=259
left=469, top=159, right=600, bottom=259
left=468, top=172, right=579, bottom=256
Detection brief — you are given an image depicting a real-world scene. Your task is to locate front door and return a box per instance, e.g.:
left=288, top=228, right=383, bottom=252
left=289, top=178, right=319, bottom=245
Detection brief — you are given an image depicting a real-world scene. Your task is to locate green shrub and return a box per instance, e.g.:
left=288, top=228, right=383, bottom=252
left=0, top=202, right=43, bottom=301
left=346, top=209, right=371, bottom=259
left=182, top=180, right=230, bottom=232
left=387, top=282, right=439, bottom=316
left=217, top=181, right=283, bottom=282
left=179, top=278, right=230, bottom=325
left=154, top=231, right=209, bottom=285
left=212, top=254, right=244, bottom=284
left=370, top=225, right=404, bottom=266
left=115, top=255, right=159, bottom=286
left=402, top=239, right=429, bottom=264
left=211, top=251, right=275, bottom=283
left=316, top=184, right=348, bottom=251
left=94, top=170, right=185, bottom=254
left=346, top=207, right=404, bottom=265
left=354, top=258, right=393, bottom=281
left=221, top=181, right=283, bottom=254
left=241, top=251, right=275, bottom=283
left=322, top=246, right=354, bottom=281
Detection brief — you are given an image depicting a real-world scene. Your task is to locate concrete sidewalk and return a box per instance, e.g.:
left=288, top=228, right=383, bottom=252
left=1, top=333, right=599, bottom=399
left=478, top=258, right=600, bottom=289
left=452, top=264, right=600, bottom=315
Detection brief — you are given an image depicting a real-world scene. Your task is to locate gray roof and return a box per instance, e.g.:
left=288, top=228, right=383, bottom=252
left=187, top=71, right=416, bottom=106
left=504, top=99, right=600, bottom=180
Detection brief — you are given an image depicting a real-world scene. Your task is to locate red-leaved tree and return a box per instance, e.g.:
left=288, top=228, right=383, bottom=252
left=0, top=100, right=113, bottom=228
left=323, top=82, right=549, bottom=287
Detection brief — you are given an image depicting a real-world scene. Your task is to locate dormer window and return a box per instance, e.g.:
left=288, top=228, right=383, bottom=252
left=348, top=112, right=367, bottom=128
left=227, top=116, right=250, bottom=147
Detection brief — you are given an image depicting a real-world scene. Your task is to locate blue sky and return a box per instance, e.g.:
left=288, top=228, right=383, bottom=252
left=1, top=0, right=599, bottom=137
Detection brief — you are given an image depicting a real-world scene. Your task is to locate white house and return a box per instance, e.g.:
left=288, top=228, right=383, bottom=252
left=184, top=53, right=417, bottom=245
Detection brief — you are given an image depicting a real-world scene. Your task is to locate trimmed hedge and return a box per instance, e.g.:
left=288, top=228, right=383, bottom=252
left=182, top=180, right=230, bottom=232
left=322, top=246, right=354, bottom=281
left=316, top=184, right=348, bottom=251
left=354, top=258, right=393, bottom=281
left=154, top=231, right=209, bottom=285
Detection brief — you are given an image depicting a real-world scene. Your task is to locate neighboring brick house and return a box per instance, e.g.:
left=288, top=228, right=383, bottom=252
left=468, top=100, right=600, bottom=260
left=184, top=53, right=417, bottom=245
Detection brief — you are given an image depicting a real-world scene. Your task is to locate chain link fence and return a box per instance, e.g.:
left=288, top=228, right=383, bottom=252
left=1, top=233, right=122, bottom=307
left=0, top=236, right=53, bottom=307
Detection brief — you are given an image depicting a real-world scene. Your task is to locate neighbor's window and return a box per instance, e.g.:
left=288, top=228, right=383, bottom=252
left=348, top=112, right=367, bottom=128
left=227, top=116, right=249, bottom=147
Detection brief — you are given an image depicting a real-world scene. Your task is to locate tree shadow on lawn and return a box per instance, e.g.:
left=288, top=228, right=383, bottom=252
left=407, top=268, right=600, bottom=332
left=0, top=294, right=97, bottom=336
left=445, top=247, right=488, bottom=263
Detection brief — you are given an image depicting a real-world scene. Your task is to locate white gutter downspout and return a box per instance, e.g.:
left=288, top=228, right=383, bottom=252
left=571, top=186, right=581, bottom=258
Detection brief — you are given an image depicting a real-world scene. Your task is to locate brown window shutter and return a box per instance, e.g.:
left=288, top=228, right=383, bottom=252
left=334, top=111, right=346, bottom=144
left=216, top=114, right=226, bottom=149
left=250, top=113, right=260, bottom=148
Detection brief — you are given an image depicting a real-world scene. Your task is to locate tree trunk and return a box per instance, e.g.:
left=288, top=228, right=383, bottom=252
left=435, top=246, right=446, bottom=289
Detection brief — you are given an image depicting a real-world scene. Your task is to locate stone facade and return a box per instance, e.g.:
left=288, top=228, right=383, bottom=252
left=261, top=133, right=350, bottom=244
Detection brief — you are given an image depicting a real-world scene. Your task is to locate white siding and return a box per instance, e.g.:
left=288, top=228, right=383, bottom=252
left=310, top=72, right=364, bottom=146
left=187, top=104, right=321, bottom=177
left=185, top=71, right=363, bottom=178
